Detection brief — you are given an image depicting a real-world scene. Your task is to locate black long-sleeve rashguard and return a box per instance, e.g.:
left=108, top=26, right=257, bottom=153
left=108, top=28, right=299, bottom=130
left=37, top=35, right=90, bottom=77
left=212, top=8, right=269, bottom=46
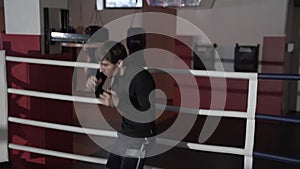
left=95, top=66, right=157, bottom=138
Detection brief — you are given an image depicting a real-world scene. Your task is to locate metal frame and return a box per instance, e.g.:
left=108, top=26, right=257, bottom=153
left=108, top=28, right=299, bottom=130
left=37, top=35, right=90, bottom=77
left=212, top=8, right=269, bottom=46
left=1, top=54, right=300, bottom=168
left=4, top=56, right=258, bottom=169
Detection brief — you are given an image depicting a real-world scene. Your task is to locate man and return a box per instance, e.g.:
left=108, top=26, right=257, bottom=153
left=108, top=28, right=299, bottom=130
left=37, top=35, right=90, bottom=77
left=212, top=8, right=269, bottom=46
left=86, top=41, right=156, bottom=169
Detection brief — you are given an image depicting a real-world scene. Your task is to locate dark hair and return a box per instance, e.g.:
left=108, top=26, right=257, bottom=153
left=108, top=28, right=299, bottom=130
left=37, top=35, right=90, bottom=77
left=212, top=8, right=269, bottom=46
left=95, top=41, right=128, bottom=64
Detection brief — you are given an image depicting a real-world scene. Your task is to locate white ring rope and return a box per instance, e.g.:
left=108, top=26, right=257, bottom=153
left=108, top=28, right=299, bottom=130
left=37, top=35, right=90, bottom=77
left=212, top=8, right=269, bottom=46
left=4, top=55, right=258, bottom=169
left=6, top=56, right=99, bottom=69
left=8, top=88, right=102, bottom=104
left=8, top=144, right=162, bottom=169
left=186, top=142, right=245, bottom=156
left=147, top=67, right=257, bottom=80
left=9, top=143, right=108, bottom=165
left=8, top=117, right=118, bottom=138
left=6, top=56, right=256, bottom=79
left=8, top=88, right=249, bottom=119
left=9, top=116, right=245, bottom=156
left=159, top=105, right=249, bottom=118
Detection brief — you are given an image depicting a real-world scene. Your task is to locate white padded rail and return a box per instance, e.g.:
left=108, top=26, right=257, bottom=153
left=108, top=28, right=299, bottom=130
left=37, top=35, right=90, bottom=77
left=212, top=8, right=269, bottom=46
left=9, top=116, right=246, bottom=156
left=157, top=104, right=249, bottom=119
left=8, top=88, right=249, bottom=119
left=0, top=51, right=8, bottom=163
left=6, top=56, right=99, bottom=69
left=7, top=83, right=258, bottom=168
left=146, top=67, right=256, bottom=79
left=9, top=144, right=107, bottom=164
left=8, top=117, right=117, bottom=138
left=8, top=88, right=102, bottom=104
left=187, top=143, right=245, bottom=156
left=156, top=138, right=245, bottom=155
left=8, top=144, right=162, bottom=169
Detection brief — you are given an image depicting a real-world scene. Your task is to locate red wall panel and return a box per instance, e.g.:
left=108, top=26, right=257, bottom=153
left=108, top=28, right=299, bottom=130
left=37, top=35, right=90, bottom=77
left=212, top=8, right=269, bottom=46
left=2, top=34, right=73, bottom=168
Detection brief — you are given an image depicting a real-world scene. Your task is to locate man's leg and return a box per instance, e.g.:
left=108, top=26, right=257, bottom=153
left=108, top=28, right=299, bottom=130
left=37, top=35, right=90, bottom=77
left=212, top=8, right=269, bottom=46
left=106, top=153, right=122, bottom=169
left=121, top=157, right=145, bottom=169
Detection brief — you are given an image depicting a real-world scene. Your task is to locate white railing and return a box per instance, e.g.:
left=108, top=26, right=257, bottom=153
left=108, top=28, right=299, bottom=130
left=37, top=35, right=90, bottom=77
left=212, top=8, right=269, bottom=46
left=1, top=54, right=258, bottom=169
left=9, top=144, right=108, bottom=164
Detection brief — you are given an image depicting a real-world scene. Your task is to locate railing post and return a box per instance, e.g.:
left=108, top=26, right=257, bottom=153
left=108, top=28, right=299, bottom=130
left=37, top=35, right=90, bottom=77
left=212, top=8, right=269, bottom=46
left=244, top=73, right=258, bottom=169
left=0, top=50, right=8, bottom=163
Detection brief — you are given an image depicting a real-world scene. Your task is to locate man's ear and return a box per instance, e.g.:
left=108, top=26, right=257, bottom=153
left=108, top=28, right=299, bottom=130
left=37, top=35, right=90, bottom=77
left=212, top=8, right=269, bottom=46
left=117, top=60, right=123, bottom=68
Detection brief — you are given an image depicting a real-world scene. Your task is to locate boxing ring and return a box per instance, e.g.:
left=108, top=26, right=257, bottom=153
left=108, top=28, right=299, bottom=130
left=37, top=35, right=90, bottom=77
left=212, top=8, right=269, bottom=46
left=0, top=50, right=300, bottom=168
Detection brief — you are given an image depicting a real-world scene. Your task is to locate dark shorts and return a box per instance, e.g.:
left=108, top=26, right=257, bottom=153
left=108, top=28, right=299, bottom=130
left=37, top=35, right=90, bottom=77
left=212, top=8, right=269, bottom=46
left=106, top=133, right=153, bottom=169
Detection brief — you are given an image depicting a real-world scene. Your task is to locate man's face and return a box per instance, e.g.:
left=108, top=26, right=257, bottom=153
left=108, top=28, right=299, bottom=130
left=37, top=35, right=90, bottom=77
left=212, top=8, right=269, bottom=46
left=99, top=59, right=118, bottom=77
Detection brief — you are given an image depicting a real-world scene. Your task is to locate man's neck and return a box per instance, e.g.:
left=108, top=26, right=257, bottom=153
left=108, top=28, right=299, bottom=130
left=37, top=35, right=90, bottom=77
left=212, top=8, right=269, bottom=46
left=119, top=67, right=127, bottom=76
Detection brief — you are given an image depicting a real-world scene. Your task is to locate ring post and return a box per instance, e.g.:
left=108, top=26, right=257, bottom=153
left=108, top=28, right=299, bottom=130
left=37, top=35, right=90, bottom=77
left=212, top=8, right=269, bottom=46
left=244, top=73, right=258, bottom=169
left=0, top=50, right=8, bottom=163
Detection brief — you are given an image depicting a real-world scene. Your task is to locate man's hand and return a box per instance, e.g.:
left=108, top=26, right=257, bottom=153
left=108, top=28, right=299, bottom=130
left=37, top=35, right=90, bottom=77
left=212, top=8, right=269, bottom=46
left=85, top=76, right=101, bottom=92
left=99, top=90, right=119, bottom=107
